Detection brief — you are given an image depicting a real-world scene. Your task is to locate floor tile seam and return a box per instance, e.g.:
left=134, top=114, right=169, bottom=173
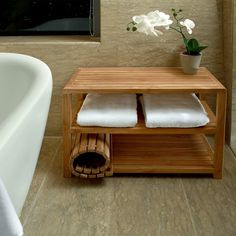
left=22, top=139, right=62, bottom=226
left=43, top=135, right=62, bottom=139
left=227, top=145, right=236, bottom=162
left=179, top=179, right=198, bottom=236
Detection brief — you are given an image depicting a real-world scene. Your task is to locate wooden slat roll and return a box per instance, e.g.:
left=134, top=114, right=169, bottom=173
left=70, top=133, right=112, bottom=178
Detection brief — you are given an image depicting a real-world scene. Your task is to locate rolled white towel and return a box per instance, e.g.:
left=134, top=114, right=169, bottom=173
left=140, top=93, right=209, bottom=128
left=77, top=94, right=137, bottom=127
left=0, top=178, right=23, bottom=236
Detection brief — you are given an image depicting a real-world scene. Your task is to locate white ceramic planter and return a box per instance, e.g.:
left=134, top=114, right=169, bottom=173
left=180, top=52, right=202, bottom=75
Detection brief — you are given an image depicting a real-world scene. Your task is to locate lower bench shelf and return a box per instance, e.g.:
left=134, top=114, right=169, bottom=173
left=69, top=133, right=215, bottom=177
left=112, top=134, right=214, bottom=174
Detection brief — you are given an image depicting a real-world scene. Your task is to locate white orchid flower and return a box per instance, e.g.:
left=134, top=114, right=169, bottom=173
left=152, top=10, right=173, bottom=29
left=132, top=15, right=161, bottom=36
left=132, top=10, right=173, bottom=37
left=180, top=19, right=195, bottom=34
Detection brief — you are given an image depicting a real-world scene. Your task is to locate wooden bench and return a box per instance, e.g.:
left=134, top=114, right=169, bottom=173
left=63, top=67, right=227, bottom=179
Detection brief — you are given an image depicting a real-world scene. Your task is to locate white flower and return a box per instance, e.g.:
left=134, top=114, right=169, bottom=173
left=151, top=10, right=173, bottom=29
left=180, top=19, right=195, bottom=34
left=132, top=15, right=162, bottom=36
left=132, top=10, right=173, bottom=37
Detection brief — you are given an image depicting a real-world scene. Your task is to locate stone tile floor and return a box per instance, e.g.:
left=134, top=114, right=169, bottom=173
left=20, top=137, right=236, bottom=236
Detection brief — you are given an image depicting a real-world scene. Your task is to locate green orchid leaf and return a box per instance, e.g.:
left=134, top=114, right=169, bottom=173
left=199, top=46, right=208, bottom=51
left=186, top=38, right=201, bottom=55
left=183, top=37, right=188, bottom=47
left=183, top=37, right=189, bottom=53
left=187, top=39, right=199, bottom=50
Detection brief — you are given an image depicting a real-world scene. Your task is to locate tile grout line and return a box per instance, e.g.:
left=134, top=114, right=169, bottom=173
left=180, top=179, right=198, bottom=236
left=228, top=145, right=236, bottom=161
left=43, top=135, right=62, bottom=139
left=22, top=139, right=62, bottom=226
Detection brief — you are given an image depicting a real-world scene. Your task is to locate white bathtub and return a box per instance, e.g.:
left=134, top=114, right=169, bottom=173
left=0, top=53, right=52, bottom=216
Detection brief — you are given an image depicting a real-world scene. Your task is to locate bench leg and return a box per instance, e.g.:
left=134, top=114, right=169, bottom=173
left=63, top=94, right=72, bottom=178
left=213, top=91, right=227, bottom=179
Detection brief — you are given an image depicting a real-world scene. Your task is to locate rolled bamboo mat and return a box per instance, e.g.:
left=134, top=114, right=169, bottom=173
left=70, top=133, right=113, bottom=178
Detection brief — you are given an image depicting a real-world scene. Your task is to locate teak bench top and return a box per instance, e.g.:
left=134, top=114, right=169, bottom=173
left=63, top=67, right=225, bottom=94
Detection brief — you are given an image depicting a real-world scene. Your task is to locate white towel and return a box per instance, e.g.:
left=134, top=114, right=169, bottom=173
left=77, top=94, right=137, bottom=127
left=0, top=178, right=23, bottom=236
left=140, top=93, right=209, bottom=128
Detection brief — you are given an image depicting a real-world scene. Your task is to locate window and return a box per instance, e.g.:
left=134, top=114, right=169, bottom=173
left=0, top=0, right=100, bottom=36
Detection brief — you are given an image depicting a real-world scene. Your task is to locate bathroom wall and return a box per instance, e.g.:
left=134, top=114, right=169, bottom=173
left=0, top=0, right=224, bottom=136
left=223, top=0, right=234, bottom=144
left=226, top=0, right=236, bottom=148
left=233, top=1, right=236, bottom=144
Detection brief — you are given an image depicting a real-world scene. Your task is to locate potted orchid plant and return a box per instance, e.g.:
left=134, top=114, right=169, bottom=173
left=127, top=9, right=207, bottom=74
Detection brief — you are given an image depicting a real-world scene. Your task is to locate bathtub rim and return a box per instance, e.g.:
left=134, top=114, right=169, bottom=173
left=0, top=53, right=52, bottom=150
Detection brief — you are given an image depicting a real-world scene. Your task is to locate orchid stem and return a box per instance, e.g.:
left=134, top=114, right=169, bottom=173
left=170, top=26, right=186, bottom=40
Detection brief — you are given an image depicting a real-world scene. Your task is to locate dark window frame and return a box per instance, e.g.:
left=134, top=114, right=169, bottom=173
left=0, top=0, right=100, bottom=37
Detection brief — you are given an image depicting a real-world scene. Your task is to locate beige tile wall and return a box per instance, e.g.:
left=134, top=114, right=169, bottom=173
left=222, top=0, right=236, bottom=148
left=223, top=0, right=233, bottom=144
left=0, top=0, right=224, bottom=136
left=230, top=0, right=236, bottom=147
